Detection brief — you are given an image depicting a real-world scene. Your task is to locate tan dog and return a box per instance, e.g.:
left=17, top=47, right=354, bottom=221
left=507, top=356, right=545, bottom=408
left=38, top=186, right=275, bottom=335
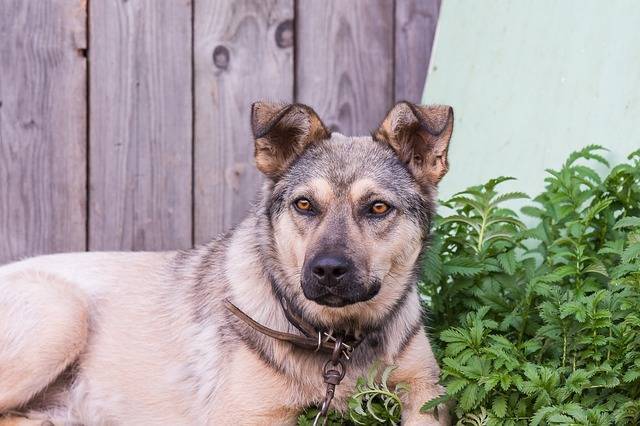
left=0, top=101, right=453, bottom=425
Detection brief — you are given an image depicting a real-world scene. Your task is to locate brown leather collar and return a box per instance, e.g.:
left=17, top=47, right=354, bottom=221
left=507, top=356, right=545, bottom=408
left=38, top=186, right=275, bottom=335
left=223, top=298, right=362, bottom=356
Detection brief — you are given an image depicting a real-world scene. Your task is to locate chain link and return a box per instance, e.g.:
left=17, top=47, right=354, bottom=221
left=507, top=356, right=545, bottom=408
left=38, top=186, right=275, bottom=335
left=312, top=336, right=353, bottom=426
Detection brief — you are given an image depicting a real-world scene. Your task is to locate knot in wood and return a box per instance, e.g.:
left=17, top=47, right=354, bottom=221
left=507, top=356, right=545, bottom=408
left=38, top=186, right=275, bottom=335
left=275, top=19, right=294, bottom=48
left=212, top=45, right=230, bottom=69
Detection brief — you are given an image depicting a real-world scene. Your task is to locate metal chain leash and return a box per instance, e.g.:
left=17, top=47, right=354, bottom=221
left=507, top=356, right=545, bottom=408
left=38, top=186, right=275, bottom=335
left=313, top=335, right=353, bottom=426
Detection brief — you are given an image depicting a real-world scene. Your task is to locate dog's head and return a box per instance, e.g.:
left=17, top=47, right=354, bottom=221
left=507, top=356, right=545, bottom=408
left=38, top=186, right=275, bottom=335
left=252, top=101, right=453, bottom=327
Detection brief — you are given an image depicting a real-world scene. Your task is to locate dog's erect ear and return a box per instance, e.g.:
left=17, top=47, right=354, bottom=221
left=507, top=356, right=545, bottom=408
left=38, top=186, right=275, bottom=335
left=374, top=102, right=454, bottom=186
left=251, top=102, right=330, bottom=177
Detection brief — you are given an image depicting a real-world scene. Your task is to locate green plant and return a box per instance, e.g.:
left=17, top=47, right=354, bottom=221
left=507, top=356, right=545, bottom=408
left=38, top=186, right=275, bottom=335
left=347, top=365, right=408, bottom=425
left=297, top=364, right=407, bottom=426
left=421, top=146, right=640, bottom=425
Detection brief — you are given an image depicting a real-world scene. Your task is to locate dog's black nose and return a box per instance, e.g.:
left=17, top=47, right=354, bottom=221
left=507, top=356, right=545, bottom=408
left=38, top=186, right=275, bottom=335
left=310, top=254, right=350, bottom=286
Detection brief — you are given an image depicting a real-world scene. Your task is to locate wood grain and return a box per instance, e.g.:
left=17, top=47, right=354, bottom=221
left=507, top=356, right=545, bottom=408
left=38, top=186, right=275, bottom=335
left=0, top=1, right=441, bottom=258
left=0, top=0, right=87, bottom=264
left=194, top=0, right=294, bottom=243
left=89, top=0, right=192, bottom=251
left=296, top=0, right=394, bottom=136
left=395, top=0, right=441, bottom=103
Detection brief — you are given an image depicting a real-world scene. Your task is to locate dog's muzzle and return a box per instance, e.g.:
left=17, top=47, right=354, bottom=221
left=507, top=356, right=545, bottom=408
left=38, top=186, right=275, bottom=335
left=302, top=253, right=379, bottom=307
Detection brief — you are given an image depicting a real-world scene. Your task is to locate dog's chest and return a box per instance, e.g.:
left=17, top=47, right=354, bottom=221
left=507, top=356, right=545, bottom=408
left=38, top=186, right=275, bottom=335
left=190, top=339, right=377, bottom=421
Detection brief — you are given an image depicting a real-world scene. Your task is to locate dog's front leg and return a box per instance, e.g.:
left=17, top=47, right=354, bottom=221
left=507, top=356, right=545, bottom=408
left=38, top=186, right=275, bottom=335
left=392, top=330, right=450, bottom=426
left=0, top=415, right=52, bottom=426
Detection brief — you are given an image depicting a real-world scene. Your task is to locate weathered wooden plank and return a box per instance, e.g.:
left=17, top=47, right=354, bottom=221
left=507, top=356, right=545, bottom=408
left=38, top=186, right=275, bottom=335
left=296, top=0, right=394, bottom=135
left=0, top=0, right=87, bottom=265
left=89, top=0, right=192, bottom=251
left=395, top=0, right=441, bottom=103
left=194, top=0, right=294, bottom=243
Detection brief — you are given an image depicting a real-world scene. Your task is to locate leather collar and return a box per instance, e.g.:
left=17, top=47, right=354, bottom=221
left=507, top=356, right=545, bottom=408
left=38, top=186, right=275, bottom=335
left=224, top=298, right=362, bottom=356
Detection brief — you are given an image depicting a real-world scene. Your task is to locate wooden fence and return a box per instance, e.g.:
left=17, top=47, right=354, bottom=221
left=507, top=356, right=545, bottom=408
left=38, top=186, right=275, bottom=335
left=0, top=0, right=440, bottom=264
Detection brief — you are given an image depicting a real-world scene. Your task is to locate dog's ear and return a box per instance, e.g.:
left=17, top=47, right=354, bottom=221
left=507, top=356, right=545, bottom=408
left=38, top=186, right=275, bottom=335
left=374, top=101, right=453, bottom=186
left=251, top=101, right=330, bottom=178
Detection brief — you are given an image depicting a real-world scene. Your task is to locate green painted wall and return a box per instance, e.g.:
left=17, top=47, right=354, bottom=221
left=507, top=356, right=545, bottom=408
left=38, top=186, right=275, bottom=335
left=423, top=0, right=640, bottom=203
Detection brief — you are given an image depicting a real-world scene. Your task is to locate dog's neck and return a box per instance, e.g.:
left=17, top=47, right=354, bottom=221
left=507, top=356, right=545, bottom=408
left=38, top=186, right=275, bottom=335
left=224, top=297, right=362, bottom=355
left=219, top=216, right=308, bottom=335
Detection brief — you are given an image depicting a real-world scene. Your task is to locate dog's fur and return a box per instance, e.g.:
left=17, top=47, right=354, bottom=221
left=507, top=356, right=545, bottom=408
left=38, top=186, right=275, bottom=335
left=0, top=101, right=453, bottom=425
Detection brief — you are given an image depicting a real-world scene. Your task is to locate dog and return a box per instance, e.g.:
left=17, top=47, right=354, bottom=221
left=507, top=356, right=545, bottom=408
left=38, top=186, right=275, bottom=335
left=0, top=101, right=453, bottom=425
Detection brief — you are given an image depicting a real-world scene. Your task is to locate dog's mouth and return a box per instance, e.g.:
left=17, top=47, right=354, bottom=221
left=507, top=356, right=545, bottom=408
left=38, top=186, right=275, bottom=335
left=312, top=294, right=351, bottom=307
left=302, top=280, right=381, bottom=307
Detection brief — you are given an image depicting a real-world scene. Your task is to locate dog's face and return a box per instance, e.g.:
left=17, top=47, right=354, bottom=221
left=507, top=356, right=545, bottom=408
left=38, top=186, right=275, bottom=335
left=251, top=102, right=453, bottom=327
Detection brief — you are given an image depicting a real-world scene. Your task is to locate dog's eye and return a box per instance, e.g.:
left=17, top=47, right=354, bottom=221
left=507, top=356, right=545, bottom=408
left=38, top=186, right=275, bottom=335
left=294, top=198, right=313, bottom=213
left=370, top=202, right=390, bottom=215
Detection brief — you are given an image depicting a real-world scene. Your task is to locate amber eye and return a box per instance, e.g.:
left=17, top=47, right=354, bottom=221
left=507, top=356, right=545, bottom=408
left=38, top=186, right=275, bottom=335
left=295, top=198, right=312, bottom=212
left=370, top=202, right=390, bottom=215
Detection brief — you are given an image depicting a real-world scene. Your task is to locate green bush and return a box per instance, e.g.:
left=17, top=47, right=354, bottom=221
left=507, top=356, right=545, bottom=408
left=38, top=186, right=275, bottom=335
left=421, top=146, right=640, bottom=425
left=299, top=146, right=640, bottom=425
